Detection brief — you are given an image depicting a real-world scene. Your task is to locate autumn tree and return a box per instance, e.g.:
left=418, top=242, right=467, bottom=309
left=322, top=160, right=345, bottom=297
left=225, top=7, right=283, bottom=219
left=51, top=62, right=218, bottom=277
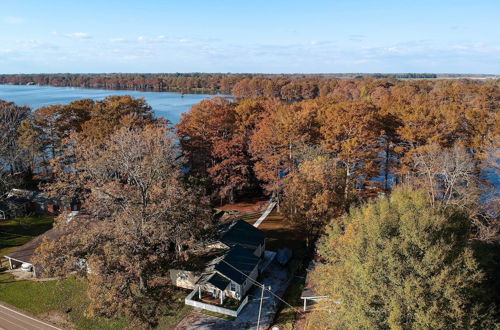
left=0, top=100, right=31, bottom=194
left=34, top=123, right=212, bottom=326
left=177, top=97, right=259, bottom=203
left=309, top=187, right=496, bottom=330
left=250, top=100, right=321, bottom=200
left=410, top=143, right=499, bottom=241
left=17, top=96, right=154, bottom=179
left=79, top=95, right=154, bottom=144
left=318, top=100, right=382, bottom=201
left=281, top=155, right=345, bottom=245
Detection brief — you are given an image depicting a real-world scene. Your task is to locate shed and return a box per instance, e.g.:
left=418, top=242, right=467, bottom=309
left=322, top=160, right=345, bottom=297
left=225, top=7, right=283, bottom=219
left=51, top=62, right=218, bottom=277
left=4, top=227, right=64, bottom=277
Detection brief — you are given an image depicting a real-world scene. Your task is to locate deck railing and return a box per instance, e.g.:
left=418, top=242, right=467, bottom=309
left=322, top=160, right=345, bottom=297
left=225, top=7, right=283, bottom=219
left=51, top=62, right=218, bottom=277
left=185, top=286, right=249, bottom=317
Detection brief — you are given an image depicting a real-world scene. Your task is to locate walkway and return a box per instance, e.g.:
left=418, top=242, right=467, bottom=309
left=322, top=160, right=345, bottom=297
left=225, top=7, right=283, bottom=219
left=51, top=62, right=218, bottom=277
left=0, top=304, right=61, bottom=330
left=253, top=202, right=277, bottom=228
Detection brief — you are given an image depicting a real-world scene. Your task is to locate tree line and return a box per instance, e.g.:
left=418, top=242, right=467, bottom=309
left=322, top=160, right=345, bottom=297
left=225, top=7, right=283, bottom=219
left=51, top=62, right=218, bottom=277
left=1, top=73, right=497, bottom=101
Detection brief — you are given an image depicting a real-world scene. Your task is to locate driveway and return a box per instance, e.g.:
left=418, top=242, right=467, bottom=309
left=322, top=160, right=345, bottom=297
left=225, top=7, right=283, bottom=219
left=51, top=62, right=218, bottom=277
left=175, top=260, right=290, bottom=330
left=0, top=303, right=61, bottom=330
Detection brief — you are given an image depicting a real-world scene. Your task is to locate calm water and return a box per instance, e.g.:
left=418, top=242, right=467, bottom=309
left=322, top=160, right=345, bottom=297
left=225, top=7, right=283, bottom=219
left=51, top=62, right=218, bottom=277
left=0, top=84, right=218, bottom=124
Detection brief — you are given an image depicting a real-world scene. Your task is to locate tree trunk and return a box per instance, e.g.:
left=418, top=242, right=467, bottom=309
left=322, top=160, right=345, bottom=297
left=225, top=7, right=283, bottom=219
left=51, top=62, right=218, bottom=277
left=384, top=141, right=390, bottom=191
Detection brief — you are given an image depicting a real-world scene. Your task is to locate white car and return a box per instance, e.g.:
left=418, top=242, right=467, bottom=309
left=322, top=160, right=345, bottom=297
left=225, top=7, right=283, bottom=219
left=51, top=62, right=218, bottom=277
left=21, top=263, right=32, bottom=272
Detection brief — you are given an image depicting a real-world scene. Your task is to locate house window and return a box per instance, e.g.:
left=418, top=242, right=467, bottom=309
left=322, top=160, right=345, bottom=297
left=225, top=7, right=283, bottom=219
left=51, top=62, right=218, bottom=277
left=230, top=281, right=237, bottom=292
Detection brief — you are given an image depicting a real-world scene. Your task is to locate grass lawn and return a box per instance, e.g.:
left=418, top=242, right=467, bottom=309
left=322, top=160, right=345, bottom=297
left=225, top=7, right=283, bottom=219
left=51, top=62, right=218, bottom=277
left=0, top=215, right=191, bottom=329
left=0, top=272, right=192, bottom=329
left=0, top=272, right=128, bottom=329
left=0, top=215, right=54, bottom=257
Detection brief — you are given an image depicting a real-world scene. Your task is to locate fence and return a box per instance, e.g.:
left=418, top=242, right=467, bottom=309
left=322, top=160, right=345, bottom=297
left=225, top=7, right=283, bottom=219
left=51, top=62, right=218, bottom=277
left=185, top=286, right=249, bottom=317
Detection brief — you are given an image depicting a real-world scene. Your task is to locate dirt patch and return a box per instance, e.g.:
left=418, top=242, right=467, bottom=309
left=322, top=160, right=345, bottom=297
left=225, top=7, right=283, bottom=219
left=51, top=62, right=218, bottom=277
left=39, top=310, right=75, bottom=329
left=218, top=198, right=268, bottom=215
left=247, top=211, right=305, bottom=252
left=5, top=268, right=34, bottom=280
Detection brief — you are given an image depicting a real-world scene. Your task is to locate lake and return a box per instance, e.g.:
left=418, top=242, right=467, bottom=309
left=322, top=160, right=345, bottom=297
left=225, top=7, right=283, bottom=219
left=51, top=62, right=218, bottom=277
left=0, top=84, right=219, bottom=124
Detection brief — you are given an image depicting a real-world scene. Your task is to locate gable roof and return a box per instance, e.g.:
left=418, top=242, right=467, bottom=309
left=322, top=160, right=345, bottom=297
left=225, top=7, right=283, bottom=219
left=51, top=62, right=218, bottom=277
left=207, top=273, right=230, bottom=291
left=214, top=245, right=259, bottom=285
left=219, top=219, right=264, bottom=251
left=5, top=227, right=64, bottom=264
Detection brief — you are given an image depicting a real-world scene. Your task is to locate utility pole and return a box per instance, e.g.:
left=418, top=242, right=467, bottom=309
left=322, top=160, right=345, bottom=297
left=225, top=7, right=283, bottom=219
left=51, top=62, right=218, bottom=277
left=256, top=283, right=265, bottom=330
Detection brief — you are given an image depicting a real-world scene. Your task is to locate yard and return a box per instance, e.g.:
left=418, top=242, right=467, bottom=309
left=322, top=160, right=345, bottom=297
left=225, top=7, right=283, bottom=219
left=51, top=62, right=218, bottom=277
left=246, top=210, right=305, bottom=252
left=0, top=272, right=192, bottom=329
left=0, top=216, right=192, bottom=329
left=0, top=215, right=54, bottom=257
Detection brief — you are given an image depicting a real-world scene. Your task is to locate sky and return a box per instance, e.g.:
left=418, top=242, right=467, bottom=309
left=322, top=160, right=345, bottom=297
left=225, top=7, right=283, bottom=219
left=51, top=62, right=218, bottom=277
left=0, top=0, right=499, bottom=74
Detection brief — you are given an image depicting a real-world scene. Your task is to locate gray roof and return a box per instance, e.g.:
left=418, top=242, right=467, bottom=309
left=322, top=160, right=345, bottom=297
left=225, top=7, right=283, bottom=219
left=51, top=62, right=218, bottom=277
left=5, top=189, right=74, bottom=207
left=219, top=219, right=265, bottom=251
left=214, top=245, right=259, bottom=285
left=207, top=273, right=230, bottom=290
left=5, top=227, right=64, bottom=264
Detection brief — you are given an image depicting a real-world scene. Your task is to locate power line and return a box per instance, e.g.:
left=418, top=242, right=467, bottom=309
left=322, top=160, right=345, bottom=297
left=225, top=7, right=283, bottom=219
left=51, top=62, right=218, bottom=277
left=220, top=259, right=304, bottom=315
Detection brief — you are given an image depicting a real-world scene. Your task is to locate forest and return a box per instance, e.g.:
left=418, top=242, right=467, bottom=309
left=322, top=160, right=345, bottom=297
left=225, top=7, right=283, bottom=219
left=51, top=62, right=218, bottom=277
left=0, top=77, right=499, bottom=328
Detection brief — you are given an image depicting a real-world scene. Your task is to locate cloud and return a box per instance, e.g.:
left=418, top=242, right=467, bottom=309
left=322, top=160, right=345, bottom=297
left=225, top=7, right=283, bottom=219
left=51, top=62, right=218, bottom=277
left=3, top=16, right=25, bottom=24
left=64, top=32, right=92, bottom=39
left=349, top=34, right=366, bottom=42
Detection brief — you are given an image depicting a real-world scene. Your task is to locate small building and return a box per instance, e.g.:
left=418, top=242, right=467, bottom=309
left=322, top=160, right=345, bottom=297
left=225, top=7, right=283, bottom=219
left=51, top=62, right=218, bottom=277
left=4, top=227, right=65, bottom=278
left=2, top=189, right=80, bottom=217
left=198, top=244, right=260, bottom=301
left=300, top=261, right=328, bottom=311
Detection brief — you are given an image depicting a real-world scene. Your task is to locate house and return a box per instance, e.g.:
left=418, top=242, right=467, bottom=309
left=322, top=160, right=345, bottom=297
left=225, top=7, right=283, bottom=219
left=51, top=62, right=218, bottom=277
left=213, top=219, right=266, bottom=257
left=175, top=219, right=271, bottom=316
left=1, top=189, right=80, bottom=217
left=170, top=219, right=266, bottom=289
left=198, top=244, right=260, bottom=301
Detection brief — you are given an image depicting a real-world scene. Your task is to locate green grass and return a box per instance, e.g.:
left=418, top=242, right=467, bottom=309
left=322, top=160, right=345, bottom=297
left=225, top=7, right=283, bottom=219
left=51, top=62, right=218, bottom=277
left=0, top=216, right=191, bottom=329
left=0, top=272, right=192, bottom=329
left=0, top=272, right=128, bottom=329
left=273, top=276, right=305, bottom=329
left=0, top=215, right=54, bottom=257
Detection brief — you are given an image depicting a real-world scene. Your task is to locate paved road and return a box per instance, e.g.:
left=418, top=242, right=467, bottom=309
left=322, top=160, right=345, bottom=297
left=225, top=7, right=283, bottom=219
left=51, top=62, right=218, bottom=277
left=0, top=304, right=61, bottom=330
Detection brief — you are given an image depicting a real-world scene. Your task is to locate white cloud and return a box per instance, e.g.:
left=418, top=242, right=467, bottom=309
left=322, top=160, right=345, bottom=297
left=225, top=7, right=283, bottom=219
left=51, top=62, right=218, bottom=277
left=64, top=32, right=91, bottom=39
left=3, top=16, right=25, bottom=24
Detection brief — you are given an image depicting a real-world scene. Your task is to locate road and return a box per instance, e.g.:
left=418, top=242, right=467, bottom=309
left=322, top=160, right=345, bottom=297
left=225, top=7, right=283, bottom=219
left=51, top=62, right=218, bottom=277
left=0, top=304, right=61, bottom=330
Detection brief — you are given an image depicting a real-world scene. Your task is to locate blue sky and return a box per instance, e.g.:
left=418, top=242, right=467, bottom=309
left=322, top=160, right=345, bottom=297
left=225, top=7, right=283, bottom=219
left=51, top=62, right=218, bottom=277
left=0, top=0, right=499, bottom=74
